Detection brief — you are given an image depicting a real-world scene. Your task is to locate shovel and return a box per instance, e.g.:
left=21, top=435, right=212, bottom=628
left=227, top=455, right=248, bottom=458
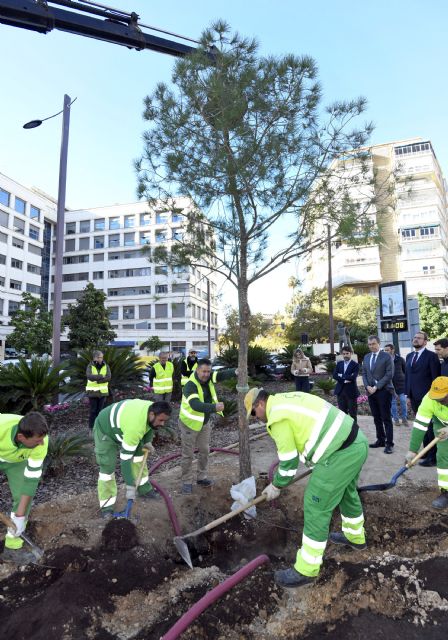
left=0, top=512, right=44, bottom=561
left=358, top=436, right=440, bottom=492
left=174, top=468, right=312, bottom=569
left=113, top=446, right=151, bottom=518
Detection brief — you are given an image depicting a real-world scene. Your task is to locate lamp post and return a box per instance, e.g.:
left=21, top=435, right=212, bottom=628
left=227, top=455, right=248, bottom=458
left=24, top=95, right=75, bottom=364
left=327, top=224, right=335, bottom=355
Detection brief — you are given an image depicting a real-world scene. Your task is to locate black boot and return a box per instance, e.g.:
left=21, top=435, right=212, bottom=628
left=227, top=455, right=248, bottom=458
left=329, top=532, right=367, bottom=550
left=274, top=567, right=315, bottom=588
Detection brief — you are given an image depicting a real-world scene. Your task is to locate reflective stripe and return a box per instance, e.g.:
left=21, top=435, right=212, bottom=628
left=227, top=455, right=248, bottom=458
left=116, top=401, right=126, bottom=431
left=341, top=514, right=364, bottom=524
left=303, top=408, right=332, bottom=458
left=312, top=412, right=344, bottom=463
left=186, top=393, right=199, bottom=402
left=269, top=404, right=321, bottom=420
left=439, top=480, right=448, bottom=488
left=413, top=423, right=428, bottom=432
left=415, top=413, right=431, bottom=424
left=437, top=468, right=448, bottom=473
left=99, top=472, right=114, bottom=481
left=24, top=468, right=42, bottom=479
left=100, top=497, right=116, bottom=507
left=133, top=456, right=144, bottom=463
left=155, top=377, right=172, bottom=382
left=121, top=441, right=138, bottom=452
left=302, top=534, right=327, bottom=550
left=110, top=403, right=119, bottom=430
left=28, top=458, right=43, bottom=468
left=139, top=475, right=149, bottom=486
left=300, top=548, right=323, bottom=565
left=181, top=409, right=203, bottom=423
left=278, top=450, right=298, bottom=462
left=120, top=452, right=133, bottom=460
left=154, top=385, right=172, bottom=391
left=278, top=468, right=297, bottom=477
left=342, top=525, right=364, bottom=535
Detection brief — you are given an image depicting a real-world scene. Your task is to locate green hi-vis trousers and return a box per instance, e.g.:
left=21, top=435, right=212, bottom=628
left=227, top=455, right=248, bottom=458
left=0, top=460, right=33, bottom=550
left=295, top=430, right=369, bottom=577
left=435, top=439, right=448, bottom=491
left=93, top=427, right=153, bottom=512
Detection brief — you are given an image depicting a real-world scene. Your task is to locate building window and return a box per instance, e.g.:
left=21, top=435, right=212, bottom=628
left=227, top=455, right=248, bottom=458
left=0, top=276, right=5, bottom=286
left=155, top=303, right=168, bottom=318
left=66, top=222, right=76, bottom=234
left=140, top=213, right=151, bottom=226
left=13, top=217, right=25, bottom=234
left=0, top=210, right=8, bottom=228
left=172, top=283, right=189, bottom=293
left=79, top=220, right=90, bottom=233
left=155, top=322, right=168, bottom=330
left=27, top=263, right=41, bottom=274
left=28, top=243, right=41, bottom=255
left=139, top=304, right=151, bottom=319
left=155, top=231, right=167, bottom=243
left=108, top=307, right=119, bottom=320
left=11, top=258, right=23, bottom=269
left=93, top=253, right=104, bottom=262
left=65, top=238, right=76, bottom=252
left=12, top=237, right=24, bottom=249
left=124, top=215, right=135, bottom=228
left=140, top=231, right=151, bottom=245
left=0, top=188, right=10, bottom=207
left=173, top=230, right=183, bottom=242
left=29, top=225, right=39, bottom=241
left=62, top=272, right=88, bottom=282
left=420, top=226, right=438, bottom=237
left=63, top=255, right=89, bottom=265
left=172, top=303, right=185, bottom=318
left=26, top=283, right=41, bottom=294
left=156, top=212, right=169, bottom=224
left=172, top=266, right=189, bottom=276
left=172, top=213, right=184, bottom=223
left=8, top=300, right=20, bottom=314
left=94, top=236, right=105, bottom=249
left=124, top=232, right=135, bottom=246
left=122, top=323, right=135, bottom=329
left=15, top=197, right=26, bottom=215
left=30, top=205, right=40, bottom=220
left=93, top=271, right=104, bottom=280
left=79, top=237, right=90, bottom=250
left=94, top=218, right=105, bottom=231
left=155, top=284, right=168, bottom=294
left=0, top=254, right=5, bottom=265
left=0, top=231, right=6, bottom=243
left=155, top=265, right=168, bottom=276
left=109, top=234, right=120, bottom=248
left=109, top=217, right=120, bottom=230
left=172, top=322, right=185, bottom=330
left=123, top=306, right=135, bottom=320
left=401, top=228, right=416, bottom=240
left=10, top=279, right=22, bottom=291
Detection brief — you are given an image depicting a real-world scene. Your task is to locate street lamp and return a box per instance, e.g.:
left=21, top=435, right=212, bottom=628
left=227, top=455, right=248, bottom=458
left=23, top=95, right=76, bottom=364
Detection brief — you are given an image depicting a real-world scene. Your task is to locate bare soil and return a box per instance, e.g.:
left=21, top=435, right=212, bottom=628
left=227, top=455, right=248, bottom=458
left=0, top=382, right=447, bottom=638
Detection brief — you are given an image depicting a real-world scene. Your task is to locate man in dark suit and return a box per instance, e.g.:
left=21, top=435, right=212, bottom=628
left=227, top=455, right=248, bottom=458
left=405, top=331, right=441, bottom=466
left=333, top=347, right=359, bottom=420
left=362, top=335, right=395, bottom=454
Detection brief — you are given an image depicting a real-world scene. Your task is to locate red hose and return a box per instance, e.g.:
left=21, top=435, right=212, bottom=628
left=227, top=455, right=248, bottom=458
left=161, top=554, right=270, bottom=640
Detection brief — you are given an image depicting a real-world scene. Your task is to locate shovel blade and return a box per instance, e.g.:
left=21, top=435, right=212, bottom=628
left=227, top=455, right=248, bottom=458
left=21, top=534, right=44, bottom=560
left=173, top=536, right=193, bottom=569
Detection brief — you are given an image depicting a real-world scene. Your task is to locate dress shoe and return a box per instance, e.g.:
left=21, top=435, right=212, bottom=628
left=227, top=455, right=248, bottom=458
left=432, top=491, right=448, bottom=510
left=329, top=532, right=367, bottom=550
left=274, top=567, right=315, bottom=588
left=419, top=458, right=436, bottom=467
left=384, top=445, right=394, bottom=454
left=369, top=441, right=385, bottom=448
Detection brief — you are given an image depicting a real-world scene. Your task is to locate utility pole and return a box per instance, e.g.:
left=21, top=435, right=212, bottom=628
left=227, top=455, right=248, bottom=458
left=207, top=278, right=212, bottom=357
left=327, top=224, right=334, bottom=355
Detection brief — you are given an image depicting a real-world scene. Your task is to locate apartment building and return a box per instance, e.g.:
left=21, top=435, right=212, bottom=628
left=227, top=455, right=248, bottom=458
left=302, top=138, right=448, bottom=304
left=0, top=172, right=219, bottom=356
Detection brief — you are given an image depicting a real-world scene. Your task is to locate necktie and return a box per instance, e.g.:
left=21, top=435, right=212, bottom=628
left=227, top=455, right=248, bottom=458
left=411, top=352, right=418, bottom=367
left=370, top=353, right=377, bottom=370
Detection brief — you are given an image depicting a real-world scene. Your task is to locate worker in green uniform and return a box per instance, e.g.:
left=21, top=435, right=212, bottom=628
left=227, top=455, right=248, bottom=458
left=149, top=352, right=174, bottom=401
left=245, top=388, right=369, bottom=588
left=179, top=358, right=235, bottom=494
left=93, top=398, right=171, bottom=516
left=405, top=376, right=448, bottom=509
left=0, top=412, right=49, bottom=563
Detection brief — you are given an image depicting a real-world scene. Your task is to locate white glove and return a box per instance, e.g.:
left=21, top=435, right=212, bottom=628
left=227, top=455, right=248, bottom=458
left=405, top=451, right=416, bottom=465
left=8, top=514, right=26, bottom=538
left=437, top=427, right=448, bottom=441
left=262, top=483, right=281, bottom=502
left=143, top=443, right=155, bottom=456
left=126, top=486, right=136, bottom=500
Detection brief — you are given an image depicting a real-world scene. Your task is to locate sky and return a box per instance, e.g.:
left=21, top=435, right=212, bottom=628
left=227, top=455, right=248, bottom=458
left=1, top=0, right=447, bottom=315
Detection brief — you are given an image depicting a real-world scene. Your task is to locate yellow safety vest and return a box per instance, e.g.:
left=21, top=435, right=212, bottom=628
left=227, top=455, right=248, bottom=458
left=85, top=364, right=109, bottom=395
left=181, top=359, right=198, bottom=386
left=179, top=375, right=223, bottom=431
left=153, top=361, right=174, bottom=394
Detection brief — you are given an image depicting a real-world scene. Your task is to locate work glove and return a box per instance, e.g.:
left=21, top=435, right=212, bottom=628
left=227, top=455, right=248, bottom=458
left=8, top=514, right=26, bottom=538
left=404, top=451, right=417, bottom=466
left=143, top=443, right=155, bottom=456
left=262, top=483, right=281, bottom=502
left=437, top=427, right=448, bottom=441
left=126, top=486, right=136, bottom=500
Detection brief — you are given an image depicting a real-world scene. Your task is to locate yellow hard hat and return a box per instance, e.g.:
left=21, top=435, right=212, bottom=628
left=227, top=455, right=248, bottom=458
left=244, top=387, right=263, bottom=418
left=428, top=376, right=448, bottom=400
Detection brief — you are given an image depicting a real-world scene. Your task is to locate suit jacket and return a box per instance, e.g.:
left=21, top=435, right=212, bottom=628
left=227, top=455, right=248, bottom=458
left=392, top=354, right=406, bottom=394
left=405, top=348, right=441, bottom=402
left=333, top=360, right=359, bottom=398
left=362, top=350, right=394, bottom=392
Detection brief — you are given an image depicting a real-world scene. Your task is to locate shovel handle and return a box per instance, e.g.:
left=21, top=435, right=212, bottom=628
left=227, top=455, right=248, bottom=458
left=407, top=436, right=440, bottom=468
left=135, top=448, right=150, bottom=489
left=0, top=512, right=14, bottom=529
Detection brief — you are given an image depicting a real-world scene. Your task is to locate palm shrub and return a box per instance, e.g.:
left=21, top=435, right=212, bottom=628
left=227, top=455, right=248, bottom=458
left=323, top=360, right=337, bottom=375
left=44, top=433, right=93, bottom=477
left=222, top=398, right=238, bottom=417
left=0, top=358, right=65, bottom=413
left=353, top=343, right=370, bottom=366
left=215, top=345, right=239, bottom=368
left=314, top=377, right=337, bottom=396
left=62, top=347, right=146, bottom=398
left=215, top=345, right=271, bottom=377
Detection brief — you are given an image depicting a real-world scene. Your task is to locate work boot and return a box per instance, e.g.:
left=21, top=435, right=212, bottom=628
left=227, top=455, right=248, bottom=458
left=140, top=489, right=161, bottom=501
left=369, top=441, right=385, bottom=448
left=2, top=548, right=37, bottom=565
left=384, top=445, right=394, bottom=454
left=393, top=419, right=400, bottom=426
left=182, top=483, right=193, bottom=495
left=432, top=491, right=448, bottom=510
left=274, top=567, right=315, bottom=588
left=329, top=532, right=367, bottom=550
left=419, top=458, right=436, bottom=467
left=197, top=478, right=214, bottom=487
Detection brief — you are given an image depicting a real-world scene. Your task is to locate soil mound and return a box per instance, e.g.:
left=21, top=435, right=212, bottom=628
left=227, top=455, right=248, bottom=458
left=101, top=518, right=140, bottom=551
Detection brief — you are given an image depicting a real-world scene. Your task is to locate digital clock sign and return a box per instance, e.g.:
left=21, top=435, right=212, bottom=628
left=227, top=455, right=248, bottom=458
left=380, top=319, right=408, bottom=332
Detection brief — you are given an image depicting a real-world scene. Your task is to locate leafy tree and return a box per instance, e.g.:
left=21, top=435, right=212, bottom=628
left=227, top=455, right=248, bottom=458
left=136, top=22, right=387, bottom=478
left=140, top=336, right=164, bottom=354
left=64, top=283, right=116, bottom=351
left=0, top=358, right=65, bottom=413
left=6, top=293, right=53, bottom=356
left=417, top=293, right=448, bottom=339
left=219, top=307, right=271, bottom=347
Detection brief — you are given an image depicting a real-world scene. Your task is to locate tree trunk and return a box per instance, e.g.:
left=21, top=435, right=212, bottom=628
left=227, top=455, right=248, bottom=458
left=237, top=279, right=252, bottom=480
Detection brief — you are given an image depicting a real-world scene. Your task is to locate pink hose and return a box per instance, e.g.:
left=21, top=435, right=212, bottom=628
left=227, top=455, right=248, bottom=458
left=161, top=554, right=270, bottom=640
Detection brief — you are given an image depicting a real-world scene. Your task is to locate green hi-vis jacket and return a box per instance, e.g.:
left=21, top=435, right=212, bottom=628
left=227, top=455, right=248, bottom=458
left=95, top=399, right=154, bottom=486
left=410, top=393, right=448, bottom=452
left=152, top=361, right=174, bottom=394
left=265, top=392, right=353, bottom=488
left=0, top=414, right=48, bottom=497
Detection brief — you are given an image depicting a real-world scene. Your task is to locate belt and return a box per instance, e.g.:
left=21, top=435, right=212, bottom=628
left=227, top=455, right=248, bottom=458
left=338, top=421, right=359, bottom=451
